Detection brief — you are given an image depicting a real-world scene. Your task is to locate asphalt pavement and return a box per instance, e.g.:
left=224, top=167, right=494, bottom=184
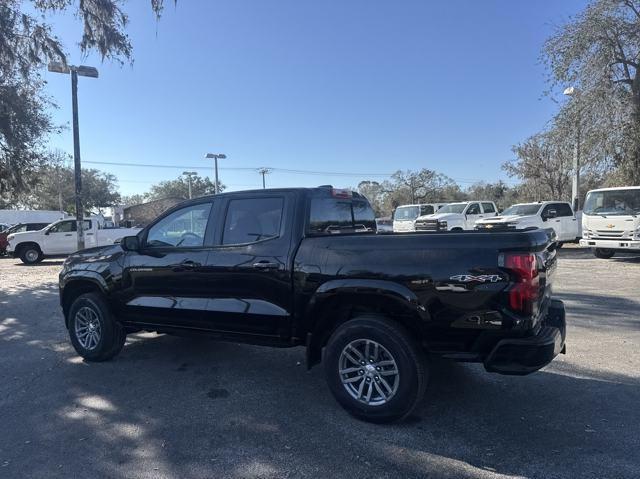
left=0, top=247, right=639, bottom=479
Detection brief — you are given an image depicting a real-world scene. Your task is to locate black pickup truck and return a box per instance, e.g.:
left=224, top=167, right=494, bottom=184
left=59, top=187, right=566, bottom=422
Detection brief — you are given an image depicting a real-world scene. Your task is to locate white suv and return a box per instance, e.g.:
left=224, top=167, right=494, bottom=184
left=415, top=201, right=498, bottom=231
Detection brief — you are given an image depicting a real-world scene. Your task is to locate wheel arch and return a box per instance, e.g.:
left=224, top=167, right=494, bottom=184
left=61, top=275, right=109, bottom=324
left=304, top=280, right=428, bottom=369
left=14, top=241, right=42, bottom=255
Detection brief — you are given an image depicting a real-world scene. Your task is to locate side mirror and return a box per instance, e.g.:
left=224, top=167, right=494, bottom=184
left=120, top=235, right=140, bottom=251
left=545, top=209, right=557, bottom=220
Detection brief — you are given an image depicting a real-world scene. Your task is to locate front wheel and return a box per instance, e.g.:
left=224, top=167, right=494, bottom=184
left=20, top=246, right=43, bottom=265
left=323, top=315, right=428, bottom=423
left=67, top=293, right=126, bottom=361
left=594, top=248, right=615, bottom=259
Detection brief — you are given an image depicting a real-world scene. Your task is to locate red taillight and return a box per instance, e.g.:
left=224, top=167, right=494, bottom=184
left=501, top=252, right=540, bottom=315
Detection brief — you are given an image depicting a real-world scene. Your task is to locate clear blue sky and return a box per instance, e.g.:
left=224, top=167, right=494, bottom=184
left=44, top=0, right=588, bottom=196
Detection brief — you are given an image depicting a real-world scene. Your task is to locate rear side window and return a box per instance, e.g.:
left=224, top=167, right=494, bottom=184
left=309, top=198, right=375, bottom=234
left=482, top=202, right=496, bottom=213
left=223, top=197, right=284, bottom=245
left=555, top=203, right=573, bottom=217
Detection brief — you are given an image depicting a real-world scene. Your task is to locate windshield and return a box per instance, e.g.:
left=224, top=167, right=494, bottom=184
left=393, top=206, right=420, bottom=221
left=437, top=203, right=467, bottom=214
left=584, top=189, right=640, bottom=216
left=502, top=204, right=541, bottom=216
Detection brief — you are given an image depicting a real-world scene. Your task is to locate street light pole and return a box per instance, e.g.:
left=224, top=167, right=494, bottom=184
left=182, top=171, right=197, bottom=199
left=564, top=86, right=581, bottom=211
left=205, top=153, right=227, bottom=194
left=48, top=62, right=99, bottom=251
left=70, top=69, right=84, bottom=250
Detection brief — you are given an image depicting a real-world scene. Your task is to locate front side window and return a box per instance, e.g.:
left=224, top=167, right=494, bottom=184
left=223, top=197, right=283, bottom=245
left=146, top=202, right=212, bottom=248
left=49, top=221, right=75, bottom=233
left=466, top=203, right=481, bottom=215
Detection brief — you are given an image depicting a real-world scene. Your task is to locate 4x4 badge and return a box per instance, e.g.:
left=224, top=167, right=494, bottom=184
left=450, top=274, right=502, bottom=283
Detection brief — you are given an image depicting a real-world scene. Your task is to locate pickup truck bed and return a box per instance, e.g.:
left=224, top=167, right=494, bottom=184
left=59, top=187, right=566, bottom=422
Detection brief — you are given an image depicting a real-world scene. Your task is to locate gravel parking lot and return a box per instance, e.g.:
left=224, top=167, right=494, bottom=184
left=1, top=247, right=639, bottom=479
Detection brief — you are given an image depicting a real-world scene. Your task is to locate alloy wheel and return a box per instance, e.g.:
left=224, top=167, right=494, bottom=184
left=74, top=306, right=102, bottom=351
left=338, top=339, right=400, bottom=406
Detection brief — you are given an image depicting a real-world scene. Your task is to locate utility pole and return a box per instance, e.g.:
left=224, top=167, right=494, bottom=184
left=48, top=63, right=99, bottom=251
left=182, top=171, right=197, bottom=199
left=257, top=168, right=271, bottom=189
left=205, top=153, right=227, bottom=194
left=564, top=86, right=581, bottom=211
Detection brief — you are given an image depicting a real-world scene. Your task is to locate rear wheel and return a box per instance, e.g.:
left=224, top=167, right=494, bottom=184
left=20, top=246, right=43, bottom=265
left=594, top=248, right=615, bottom=259
left=67, top=293, right=126, bottom=361
left=323, top=315, right=428, bottom=423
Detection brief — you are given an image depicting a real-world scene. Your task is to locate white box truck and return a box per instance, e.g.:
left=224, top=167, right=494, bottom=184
left=579, top=186, right=640, bottom=258
left=0, top=209, right=67, bottom=226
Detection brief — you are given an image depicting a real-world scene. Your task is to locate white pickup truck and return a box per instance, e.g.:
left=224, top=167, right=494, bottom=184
left=579, top=186, right=640, bottom=259
left=475, top=201, right=580, bottom=244
left=414, top=201, right=498, bottom=231
left=7, top=217, right=141, bottom=264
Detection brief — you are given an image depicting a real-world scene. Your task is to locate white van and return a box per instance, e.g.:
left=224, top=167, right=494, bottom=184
left=579, top=186, right=640, bottom=258
left=393, top=203, right=447, bottom=232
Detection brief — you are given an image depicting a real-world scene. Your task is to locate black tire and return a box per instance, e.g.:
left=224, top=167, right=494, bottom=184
left=556, top=242, right=564, bottom=249
left=67, top=292, right=126, bottom=361
left=19, top=245, right=43, bottom=265
left=451, top=227, right=463, bottom=232
left=594, top=248, right=615, bottom=259
left=323, top=315, right=428, bottom=423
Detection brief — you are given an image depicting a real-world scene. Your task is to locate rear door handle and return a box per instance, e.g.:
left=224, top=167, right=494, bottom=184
left=252, top=261, right=280, bottom=270
left=65, top=234, right=73, bottom=236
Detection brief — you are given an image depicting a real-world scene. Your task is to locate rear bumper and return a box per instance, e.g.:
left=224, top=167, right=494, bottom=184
left=484, top=299, right=566, bottom=375
left=579, top=238, right=640, bottom=250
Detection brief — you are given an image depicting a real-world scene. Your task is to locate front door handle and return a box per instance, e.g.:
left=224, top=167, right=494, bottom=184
left=65, top=234, right=73, bottom=236
left=252, top=261, right=280, bottom=270
left=170, top=260, right=200, bottom=271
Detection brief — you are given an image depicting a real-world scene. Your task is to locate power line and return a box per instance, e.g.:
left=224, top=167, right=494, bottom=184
left=85, top=160, right=519, bottom=186
left=83, top=160, right=395, bottom=177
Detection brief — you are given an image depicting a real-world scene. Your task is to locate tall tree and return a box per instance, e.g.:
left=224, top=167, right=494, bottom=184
left=543, top=0, right=640, bottom=183
left=0, top=1, right=169, bottom=200
left=16, top=155, right=121, bottom=213
left=147, top=174, right=223, bottom=201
